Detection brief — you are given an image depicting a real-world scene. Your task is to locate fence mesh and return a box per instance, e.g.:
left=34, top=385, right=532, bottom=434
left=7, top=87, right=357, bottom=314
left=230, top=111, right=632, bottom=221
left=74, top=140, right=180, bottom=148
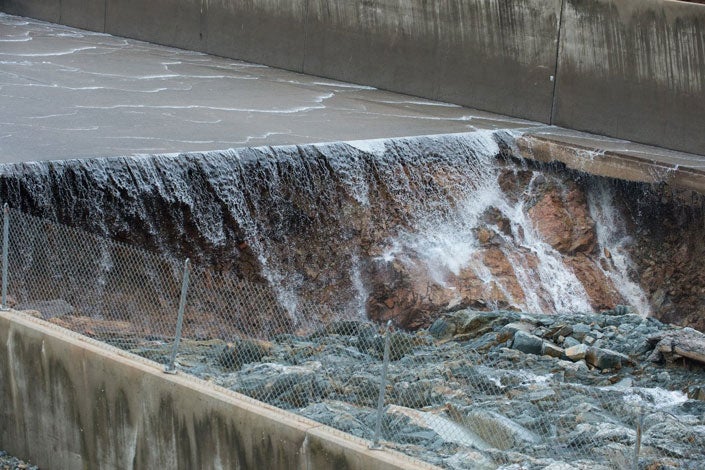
left=2, top=205, right=704, bottom=469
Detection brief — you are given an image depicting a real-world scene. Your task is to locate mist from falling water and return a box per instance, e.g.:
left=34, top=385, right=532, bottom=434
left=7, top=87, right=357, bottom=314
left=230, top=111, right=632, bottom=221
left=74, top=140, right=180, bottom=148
left=380, top=142, right=594, bottom=315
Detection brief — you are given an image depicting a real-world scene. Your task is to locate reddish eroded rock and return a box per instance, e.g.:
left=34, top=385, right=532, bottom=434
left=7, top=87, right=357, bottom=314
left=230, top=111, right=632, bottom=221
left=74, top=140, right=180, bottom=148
left=528, top=184, right=596, bottom=255
left=566, top=255, right=621, bottom=311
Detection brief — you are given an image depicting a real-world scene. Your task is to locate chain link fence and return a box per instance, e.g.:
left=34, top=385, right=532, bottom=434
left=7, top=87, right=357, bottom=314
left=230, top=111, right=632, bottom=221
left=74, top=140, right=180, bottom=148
left=2, top=204, right=704, bottom=469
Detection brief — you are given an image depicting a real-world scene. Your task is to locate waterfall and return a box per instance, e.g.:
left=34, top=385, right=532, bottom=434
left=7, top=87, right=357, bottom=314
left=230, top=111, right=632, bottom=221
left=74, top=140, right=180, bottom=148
left=0, top=131, right=650, bottom=326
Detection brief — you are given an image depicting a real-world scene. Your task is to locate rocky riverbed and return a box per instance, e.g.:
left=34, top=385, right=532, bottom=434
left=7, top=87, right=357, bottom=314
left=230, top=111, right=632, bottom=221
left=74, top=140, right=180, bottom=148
left=0, top=451, right=38, bottom=470
left=110, top=307, right=705, bottom=469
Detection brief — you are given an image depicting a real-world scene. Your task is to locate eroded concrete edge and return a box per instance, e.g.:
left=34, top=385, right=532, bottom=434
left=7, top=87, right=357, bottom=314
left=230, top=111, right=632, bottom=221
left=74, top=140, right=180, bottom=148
left=0, top=310, right=438, bottom=470
left=516, top=135, right=705, bottom=194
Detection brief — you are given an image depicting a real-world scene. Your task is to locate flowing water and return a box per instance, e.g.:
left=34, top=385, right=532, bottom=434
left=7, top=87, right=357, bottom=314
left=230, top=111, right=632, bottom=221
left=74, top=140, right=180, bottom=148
left=0, top=130, right=650, bottom=325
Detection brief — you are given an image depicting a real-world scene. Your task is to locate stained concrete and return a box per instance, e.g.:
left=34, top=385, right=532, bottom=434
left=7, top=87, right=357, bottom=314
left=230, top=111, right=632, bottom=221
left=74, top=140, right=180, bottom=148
left=105, top=0, right=204, bottom=53
left=0, top=310, right=436, bottom=469
left=303, top=0, right=561, bottom=122
left=205, top=0, right=308, bottom=72
left=1, top=12, right=704, bottom=194
left=553, top=0, right=705, bottom=155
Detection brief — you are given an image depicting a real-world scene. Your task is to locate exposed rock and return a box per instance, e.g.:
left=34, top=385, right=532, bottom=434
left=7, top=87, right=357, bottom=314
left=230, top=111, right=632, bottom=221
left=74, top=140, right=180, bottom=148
left=429, top=317, right=455, bottom=341
left=585, top=347, right=629, bottom=370
left=456, top=409, right=541, bottom=451
left=527, top=185, right=596, bottom=255
left=648, top=327, right=705, bottom=365
left=541, top=341, right=564, bottom=358
left=571, top=323, right=591, bottom=342
left=565, top=344, right=589, bottom=361
left=511, top=331, right=543, bottom=355
left=69, top=307, right=705, bottom=469
left=217, top=338, right=272, bottom=370
left=497, top=321, right=534, bottom=343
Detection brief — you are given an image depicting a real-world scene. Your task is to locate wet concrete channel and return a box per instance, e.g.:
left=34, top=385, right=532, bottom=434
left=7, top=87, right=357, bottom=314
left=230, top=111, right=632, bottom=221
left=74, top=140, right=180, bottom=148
left=1, top=13, right=703, bottom=194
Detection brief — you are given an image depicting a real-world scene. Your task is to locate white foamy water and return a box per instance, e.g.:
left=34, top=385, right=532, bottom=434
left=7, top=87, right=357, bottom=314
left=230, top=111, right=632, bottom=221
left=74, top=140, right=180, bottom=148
left=588, top=180, right=652, bottom=316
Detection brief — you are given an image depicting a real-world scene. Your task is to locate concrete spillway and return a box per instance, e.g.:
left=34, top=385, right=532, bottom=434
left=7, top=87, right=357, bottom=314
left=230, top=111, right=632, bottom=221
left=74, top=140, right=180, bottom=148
left=1, top=3, right=705, bottom=470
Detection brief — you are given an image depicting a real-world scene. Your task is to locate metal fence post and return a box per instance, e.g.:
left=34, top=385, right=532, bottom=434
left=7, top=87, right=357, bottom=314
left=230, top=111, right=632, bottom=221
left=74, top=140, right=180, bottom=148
left=1, top=204, right=9, bottom=311
left=165, top=258, right=191, bottom=374
left=371, top=320, right=393, bottom=449
left=633, top=411, right=644, bottom=470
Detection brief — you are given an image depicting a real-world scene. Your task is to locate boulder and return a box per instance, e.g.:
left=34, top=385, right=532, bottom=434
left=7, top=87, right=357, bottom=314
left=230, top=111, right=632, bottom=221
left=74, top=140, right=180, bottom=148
left=541, top=341, right=564, bottom=358
left=497, top=321, right=534, bottom=343
left=511, top=331, right=544, bottom=355
left=565, top=344, right=589, bottom=361
left=217, top=338, right=272, bottom=370
left=648, top=327, right=705, bottom=365
left=428, top=317, right=456, bottom=341
left=585, top=347, right=629, bottom=370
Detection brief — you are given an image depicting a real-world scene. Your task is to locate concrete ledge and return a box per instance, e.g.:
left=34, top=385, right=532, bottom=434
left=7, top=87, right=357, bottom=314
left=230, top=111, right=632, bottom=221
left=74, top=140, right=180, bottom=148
left=517, top=134, right=705, bottom=194
left=0, top=310, right=436, bottom=469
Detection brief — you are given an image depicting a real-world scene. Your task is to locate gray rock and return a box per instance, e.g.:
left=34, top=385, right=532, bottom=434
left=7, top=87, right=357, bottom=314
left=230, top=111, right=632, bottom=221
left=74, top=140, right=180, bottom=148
left=585, top=347, right=629, bottom=370
left=497, top=321, right=534, bottom=343
left=511, top=331, right=544, bottom=355
left=461, top=409, right=541, bottom=451
left=429, top=317, right=455, bottom=341
left=571, top=323, right=591, bottom=341
left=217, top=338, right=271, bottom=370
left=541, top=341, right=564, bottom=358
left=563, top=336, right=581, bottom=348
left=16, top=299, right=74, bottom=319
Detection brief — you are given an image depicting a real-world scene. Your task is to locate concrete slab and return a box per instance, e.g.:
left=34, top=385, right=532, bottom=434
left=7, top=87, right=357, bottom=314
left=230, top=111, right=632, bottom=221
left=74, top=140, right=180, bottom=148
left=0, top=13, right=538, bottom=162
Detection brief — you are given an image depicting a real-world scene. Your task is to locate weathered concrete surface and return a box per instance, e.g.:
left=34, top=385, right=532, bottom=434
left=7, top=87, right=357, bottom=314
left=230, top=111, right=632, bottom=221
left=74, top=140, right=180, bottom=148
left=3, top=1, right=705, bottom=155
left=518, top=129, right=705, bottom=194
left=1, top=13, right=704, bottom=194
left=2, top=0, right=58, bottom=22
left=1, top=0, right=562, bottom=123
left=205, top=0, right=307, bottom=72
left=553, top=0, right=705, bottom=156
left=60, top=0, right=106, bottom=31
left=304, top=0, right=561, bottom=122
left=106, top=0, right=204, bottom=53
left=0, top=310, right=436, bottom=469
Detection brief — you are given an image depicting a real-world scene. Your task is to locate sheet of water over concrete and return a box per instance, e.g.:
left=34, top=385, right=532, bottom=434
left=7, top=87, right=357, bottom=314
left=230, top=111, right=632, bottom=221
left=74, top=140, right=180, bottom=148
left=0, top=13, right=537, bottom=162
left=0, top=310, right=435, bottom=470
left=553, top=0, right=705, bottom=156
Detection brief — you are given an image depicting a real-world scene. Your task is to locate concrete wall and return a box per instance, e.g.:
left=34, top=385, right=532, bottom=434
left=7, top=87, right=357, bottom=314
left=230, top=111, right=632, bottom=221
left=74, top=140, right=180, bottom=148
left=553, top=0, right=705, bottom=157
left=303, top=0, right=561, bottom=123
left=0, top=311, right=431, bottom=470
left=1, top=0, right=704, bottom=155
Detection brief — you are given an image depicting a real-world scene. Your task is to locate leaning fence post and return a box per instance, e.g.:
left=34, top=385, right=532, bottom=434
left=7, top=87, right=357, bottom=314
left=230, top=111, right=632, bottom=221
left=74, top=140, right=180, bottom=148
left=371, top=320, right=393, bottom=449
left=1, top=204, right=9, bottom=311
left=165, top=258, right=191, bottom=374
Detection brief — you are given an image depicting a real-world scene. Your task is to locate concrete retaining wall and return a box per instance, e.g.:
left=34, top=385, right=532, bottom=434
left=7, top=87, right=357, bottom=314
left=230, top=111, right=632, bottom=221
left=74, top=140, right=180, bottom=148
left=1, top=0, right=704, bottom=155
left=0, top=311, right=431, bottom=469
left=553, top=0, right=705, bottom=157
